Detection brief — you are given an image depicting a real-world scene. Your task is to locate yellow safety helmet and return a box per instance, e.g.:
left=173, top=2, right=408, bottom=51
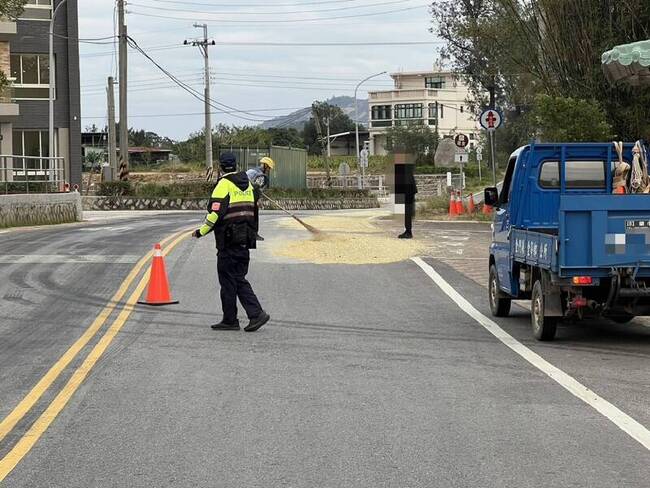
left=260, top=157, right=275, bottom=169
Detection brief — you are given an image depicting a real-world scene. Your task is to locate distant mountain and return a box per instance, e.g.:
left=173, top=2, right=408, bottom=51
left=260, top=96, right=368, bottom=130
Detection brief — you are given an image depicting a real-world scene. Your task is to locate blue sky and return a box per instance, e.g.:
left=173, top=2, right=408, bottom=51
left=78, top=0, right=439, bottom=140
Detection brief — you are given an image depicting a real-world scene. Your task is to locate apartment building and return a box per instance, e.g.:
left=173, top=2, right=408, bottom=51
left=367, top=70, right=478, bottom=155
left=0, top=0, right=81, bottom=186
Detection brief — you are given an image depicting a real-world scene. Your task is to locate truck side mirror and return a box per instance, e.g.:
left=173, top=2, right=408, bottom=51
left=484, top=187, right=499, bottom=207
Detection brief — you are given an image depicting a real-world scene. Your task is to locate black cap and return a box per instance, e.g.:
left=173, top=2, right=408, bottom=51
left=219, top=152, right=237, bottom=172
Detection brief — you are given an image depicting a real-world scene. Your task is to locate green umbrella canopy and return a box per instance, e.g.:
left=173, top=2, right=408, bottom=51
left=602, top=39, right=650, bottom=86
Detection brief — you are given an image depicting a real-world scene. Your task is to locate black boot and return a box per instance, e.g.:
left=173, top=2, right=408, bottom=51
left=211, top=319, right=240, bottom=331
left=398, top=231, right=413, bottom=239
left=245, top=311, right=270, bottom=332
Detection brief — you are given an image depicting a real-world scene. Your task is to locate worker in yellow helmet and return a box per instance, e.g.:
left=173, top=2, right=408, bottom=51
left=192, top=152, right=270, bottom=332
left=246, top=156, right=275, bottom=241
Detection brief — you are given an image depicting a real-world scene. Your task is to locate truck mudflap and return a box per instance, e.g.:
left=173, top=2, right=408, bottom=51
left=560, top=195, right=650, bottom=275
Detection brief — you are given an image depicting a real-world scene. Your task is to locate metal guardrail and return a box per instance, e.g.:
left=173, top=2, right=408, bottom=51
left=0, top=155, right=66, bottom=194
left=307, top=175, right=388, bottom=196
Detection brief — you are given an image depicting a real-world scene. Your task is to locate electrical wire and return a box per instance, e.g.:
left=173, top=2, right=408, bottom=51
left=80, top=39, right=435, bottom=58
left=81, top=107, right=307, bottom=119
left=129, top=0, right=418, bottom=16
left=126, top=4, right=429, bottom=23
left=126, top=36, right=273, bottom=122
left=147, top=0, right=373, bottom=7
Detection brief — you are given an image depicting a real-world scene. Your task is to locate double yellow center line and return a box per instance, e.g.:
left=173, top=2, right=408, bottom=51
left=0, top=229, right=191, bottom=481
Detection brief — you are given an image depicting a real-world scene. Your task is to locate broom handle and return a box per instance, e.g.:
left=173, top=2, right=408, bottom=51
left=260, top=191, right=298, bottom=219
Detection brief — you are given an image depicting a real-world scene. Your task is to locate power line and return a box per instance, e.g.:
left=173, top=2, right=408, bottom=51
left=147, top=0, right=373, bottom=7
left=130, top=0, right=418, bottom=16
left=127, top=4, right=429, bottom=23
left=210, top=40, right=439, bottom=46
left=126, top=36, right=271, bottom=122
left=81, top=107, right=307, bottom=119
left=80, top=39, right=435, bottom=58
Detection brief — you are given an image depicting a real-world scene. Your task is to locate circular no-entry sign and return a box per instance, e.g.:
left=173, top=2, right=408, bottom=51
left=454, top=133, right=469, bottom=149
left=479, top=109, right=503, bottom=131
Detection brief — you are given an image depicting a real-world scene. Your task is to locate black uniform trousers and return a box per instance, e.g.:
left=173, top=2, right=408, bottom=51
left=404, top=195, right=415, bottom=233
left=217, top=245, right=263, bottom=324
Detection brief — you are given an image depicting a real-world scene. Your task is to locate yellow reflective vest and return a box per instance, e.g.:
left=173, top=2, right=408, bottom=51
left=199, top=172, right=256, bottom=249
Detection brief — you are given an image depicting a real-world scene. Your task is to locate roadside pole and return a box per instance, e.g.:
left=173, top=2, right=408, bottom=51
left=117, top=0, right=129, bottom=180
left=489, top=130, right=497, bottom=186
left=107, top=77, right=117, bottom=179
left=479, top=109, right=503, bottom=187
left=185, top=24, right=215, bottom=172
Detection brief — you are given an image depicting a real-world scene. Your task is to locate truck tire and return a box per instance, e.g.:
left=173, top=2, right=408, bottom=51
left=531, top=280, right=558, bottom=341
left=489, top=265, right=511, bottom=317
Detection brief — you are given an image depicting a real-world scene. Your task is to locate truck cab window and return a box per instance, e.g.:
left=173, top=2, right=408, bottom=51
left=565, top=161, right=606, bottom=188
left=539, top=161, right=559, bottom=188
left=498, top=156, right=517, bottom=205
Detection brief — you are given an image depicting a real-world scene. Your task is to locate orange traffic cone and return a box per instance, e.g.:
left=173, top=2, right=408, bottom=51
left=483, top=203, right=493, bottom=215
left=449, top=192, right=458, bottom=217
left=456, top=191, right=465, bottom=215
left=468, top=193, right=476, bottom=213
left=138, top=243, right=179, bottom=306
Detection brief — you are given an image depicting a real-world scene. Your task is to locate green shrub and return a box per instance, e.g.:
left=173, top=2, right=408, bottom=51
left=97, top=181, right=133, bottom=196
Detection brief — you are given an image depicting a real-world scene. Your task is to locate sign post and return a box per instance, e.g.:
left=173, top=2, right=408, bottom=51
left=476, top=146, right=483, bottom=182
left=454, top=134, right=469, bottom=190
left=479, top=109, right=503, bottom=186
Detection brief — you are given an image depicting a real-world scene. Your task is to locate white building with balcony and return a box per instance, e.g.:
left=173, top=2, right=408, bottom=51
left=367, top=70, right=478, bottom=155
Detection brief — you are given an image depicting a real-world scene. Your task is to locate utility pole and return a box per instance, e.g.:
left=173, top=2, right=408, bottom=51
left=118, top=0, right=129, bottom=180
left=185, top=24, right=215, bottom=171
left=107, top=77, right=117, bottom=180
left=326, top=117, right=331, bottom=157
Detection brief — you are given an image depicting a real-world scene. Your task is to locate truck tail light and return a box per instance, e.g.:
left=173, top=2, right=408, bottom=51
left=571, top=296, right=588, bottom=308
left=572, top=276, right=593, bottom=285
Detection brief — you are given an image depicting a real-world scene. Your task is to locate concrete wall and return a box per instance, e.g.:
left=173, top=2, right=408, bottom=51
left=83, top=196, right=380, bottom=212
left=0, top=192, right=82, bottom=228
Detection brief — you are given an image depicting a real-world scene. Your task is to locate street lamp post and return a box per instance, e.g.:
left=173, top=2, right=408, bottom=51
left=49, top=0, right=68, bottom=170
left=355, top=71, right=386, bottom=189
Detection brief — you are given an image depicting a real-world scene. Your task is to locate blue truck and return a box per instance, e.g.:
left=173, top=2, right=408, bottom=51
left=484, top=142, right=650, bottom=341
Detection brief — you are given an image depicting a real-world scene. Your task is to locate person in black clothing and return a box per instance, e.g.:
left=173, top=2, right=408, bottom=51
left=394, top=156, right=418, bottom=239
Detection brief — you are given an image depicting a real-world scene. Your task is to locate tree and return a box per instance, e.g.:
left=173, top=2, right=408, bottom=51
left=385, top=124, right=440, bottom=165
left=431, top=0, right=650, bottom=142
left=0, top=1, right=26, bottom=94
left=302, top=102, right=355, bottom=155
left=0, top=0, right=26, bottom=19
left=527, top=95, right=613, bottom=142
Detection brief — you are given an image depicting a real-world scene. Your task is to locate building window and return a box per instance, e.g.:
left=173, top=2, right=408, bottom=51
left=394, top=103, right=422, bottom=120
left=12, top=130, right=54, bottom=172
left=10, top=54, right=50, bottom=100
left=371, top=105, right=391, bottom=120
left=21, top=0, right=53, bottom=20
left=425, top=77, right=445, bottom=89
left=429, top=102, right=444, bottom=120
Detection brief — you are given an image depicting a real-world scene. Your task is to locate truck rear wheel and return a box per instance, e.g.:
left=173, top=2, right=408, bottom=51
left=531, top=280, right=558, bottom=341
left=489, top=265, right=511, bottom=317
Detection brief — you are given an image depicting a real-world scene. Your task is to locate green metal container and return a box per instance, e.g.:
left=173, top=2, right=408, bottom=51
left=217, top=145, right=307, bottom=189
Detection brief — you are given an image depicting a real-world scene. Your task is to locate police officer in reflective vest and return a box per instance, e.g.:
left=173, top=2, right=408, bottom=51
left=192, top=152, right=270, bottom=332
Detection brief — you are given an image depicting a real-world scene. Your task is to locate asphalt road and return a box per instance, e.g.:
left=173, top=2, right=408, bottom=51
left=1, top=212, right=649, bottom=487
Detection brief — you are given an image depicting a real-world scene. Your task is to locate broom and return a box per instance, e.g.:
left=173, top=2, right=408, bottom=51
left=260, top=191, right=321, bottom=235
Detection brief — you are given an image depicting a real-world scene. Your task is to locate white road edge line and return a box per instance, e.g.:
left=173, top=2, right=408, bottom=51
left=411, top=257, right=650, bottom=452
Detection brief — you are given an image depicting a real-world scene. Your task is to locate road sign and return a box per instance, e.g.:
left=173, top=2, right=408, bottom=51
left=479, top=109, right=503, bottom=131
left=454, top=133, right=469, bottom=148
left=476, top=151, right=483, bottom=162
left=454, top=152, right=468, bottom=164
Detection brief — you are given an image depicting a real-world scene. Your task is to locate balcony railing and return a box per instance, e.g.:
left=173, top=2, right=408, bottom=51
left=0, top=155, right=67, bottom=194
